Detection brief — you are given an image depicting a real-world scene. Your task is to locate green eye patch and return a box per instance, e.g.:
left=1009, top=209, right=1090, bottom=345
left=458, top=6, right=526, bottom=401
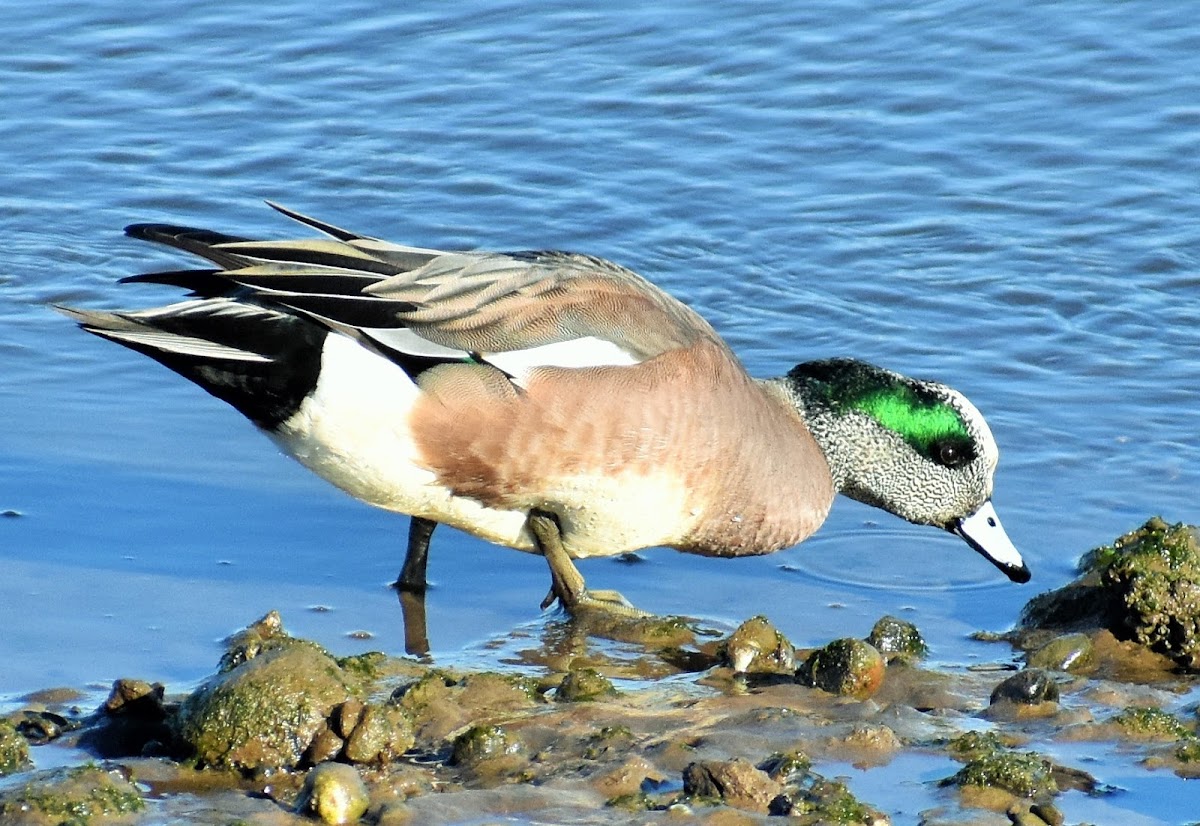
left=789, top=358, right=975, bottom=464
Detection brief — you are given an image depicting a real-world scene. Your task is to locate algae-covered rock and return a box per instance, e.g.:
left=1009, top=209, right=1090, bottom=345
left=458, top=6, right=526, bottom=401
left=949, top=750, right=1058, bottom=798
left=0, top=718, right=31, bottom=776
left=1110, top=706, right=1194, bottom=740
left=798, top=638, right=885, bottom=699
left=555, top=668, right=618, bottom=702
left=1176, top=740, right=1200, bottom=764
left=720, top=615, right=796, bottom=674
left=176, top=639, right=353, bottom=772
left=1020, top=518, right=1200, bottom=667
left=342, top=702, right=415, bottom=764
left=946, top=730, right=1007, bottom=762
left=757, top=750, right=812, bottom=782
left=583, top=725, right=635, bottom=760
left=450, top=724, right=515, bottom=767
left=295, top=762, right=370, bottom=825
left=867, top=615, right=928, bottom=663
left=218, top=609, right=293, bottom=671
left=0, top=764, right=144, bottom=824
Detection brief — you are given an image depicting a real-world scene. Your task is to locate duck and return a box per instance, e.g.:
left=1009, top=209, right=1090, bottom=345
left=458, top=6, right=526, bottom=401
left=60, top=202, right=1030, bottom=616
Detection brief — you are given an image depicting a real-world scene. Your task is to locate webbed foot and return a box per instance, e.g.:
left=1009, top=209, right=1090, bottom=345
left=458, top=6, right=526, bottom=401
left=527, top=509, right=651, bottom=619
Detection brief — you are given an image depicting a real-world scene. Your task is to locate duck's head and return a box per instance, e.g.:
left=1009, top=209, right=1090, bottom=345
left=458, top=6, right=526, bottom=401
left=784, top=358, right=1030, bottom=583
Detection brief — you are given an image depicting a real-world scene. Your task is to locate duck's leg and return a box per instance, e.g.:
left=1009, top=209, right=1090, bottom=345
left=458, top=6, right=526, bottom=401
left=527, top=509, right=648, bottom=617
left=393, top=517, right=437, bottom=656
left=396, top=516, right=437, bottom=593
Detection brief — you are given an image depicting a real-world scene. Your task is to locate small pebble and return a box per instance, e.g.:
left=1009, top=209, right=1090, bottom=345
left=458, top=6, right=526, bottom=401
left=296, top=762, right=369, bottom=825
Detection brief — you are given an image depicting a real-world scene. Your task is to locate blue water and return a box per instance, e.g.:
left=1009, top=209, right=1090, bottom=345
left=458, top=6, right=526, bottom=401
left=3, top=1, right=1200, bottom=822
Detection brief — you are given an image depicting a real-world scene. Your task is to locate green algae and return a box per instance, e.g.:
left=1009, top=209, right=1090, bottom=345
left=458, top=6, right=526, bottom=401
left=0, top=764, right=144, bottom=825
left=176, top=640, right=353, bottom=772
left=720, top=615, right=796, bottom=674
left=757, top=750, right=812, bottom=781
left=799, top=638, right=885, bottom=698
left=786, top=778, right=879, bottom=824
left=1111, top=706, right=1194, bottom=740
left=1021, top=518, right=1200, bottom=668
left=950, top=750, right=1057, bottom=798
left=556, top=668, right=618, bottom=702
left=0, top=718, right=31, bottom=776
left=867, top=615, right=928, bottom=663
left=946, top=730, right=1006, bottom=762
left=450, top=724, right=515, bottom=767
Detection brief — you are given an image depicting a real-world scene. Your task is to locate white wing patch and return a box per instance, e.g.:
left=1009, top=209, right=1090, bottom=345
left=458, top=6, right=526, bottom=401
left=483, top=336, right=641, bottom=387
left=362, top=327, right=471, bottom=359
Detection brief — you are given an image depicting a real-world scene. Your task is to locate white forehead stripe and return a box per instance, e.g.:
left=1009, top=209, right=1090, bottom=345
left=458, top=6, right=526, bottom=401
left=946, top=388, right=999, bottom=467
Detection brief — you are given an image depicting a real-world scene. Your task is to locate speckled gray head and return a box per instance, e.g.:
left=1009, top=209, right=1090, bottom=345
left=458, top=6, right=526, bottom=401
left=785, top=358, right=1030, bottom=583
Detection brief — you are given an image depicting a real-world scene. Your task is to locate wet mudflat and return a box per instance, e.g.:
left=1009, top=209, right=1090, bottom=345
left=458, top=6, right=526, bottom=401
left=5, top=520, right=1200, bottom=825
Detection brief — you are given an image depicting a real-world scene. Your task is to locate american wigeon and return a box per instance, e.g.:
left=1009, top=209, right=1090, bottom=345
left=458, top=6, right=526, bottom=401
left=61, top=203, right=1029, bottom=615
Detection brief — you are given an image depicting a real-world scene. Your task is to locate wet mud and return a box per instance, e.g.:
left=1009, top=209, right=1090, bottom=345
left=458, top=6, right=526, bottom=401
left=5, top=518, right=1200, bottom=825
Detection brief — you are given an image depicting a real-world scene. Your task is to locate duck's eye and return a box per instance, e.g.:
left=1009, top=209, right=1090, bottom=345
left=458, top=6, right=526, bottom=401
left=933, top=439, right=972, bottom=468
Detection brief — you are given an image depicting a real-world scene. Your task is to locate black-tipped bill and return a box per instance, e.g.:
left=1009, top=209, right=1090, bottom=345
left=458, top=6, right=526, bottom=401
left=952, top=500, right=1031, bottom=583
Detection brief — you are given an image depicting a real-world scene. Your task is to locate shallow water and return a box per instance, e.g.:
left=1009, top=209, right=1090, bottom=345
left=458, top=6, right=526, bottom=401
left=3, top=0, right=1200, bottom=821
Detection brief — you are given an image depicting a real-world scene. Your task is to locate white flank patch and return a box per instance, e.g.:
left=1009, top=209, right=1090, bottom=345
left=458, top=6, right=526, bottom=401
left=269, top=333, right=528, bottom=547
left=484, top=336, right=640, bottom=387
left=270, top=333, right=686, bottom=558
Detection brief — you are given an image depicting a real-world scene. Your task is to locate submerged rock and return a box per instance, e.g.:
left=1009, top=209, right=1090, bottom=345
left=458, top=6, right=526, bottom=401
left=1020, top=517, right=1200, bottom=668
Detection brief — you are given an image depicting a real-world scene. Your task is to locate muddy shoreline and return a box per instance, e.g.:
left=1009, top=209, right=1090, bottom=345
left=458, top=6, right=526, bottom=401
left=5, top=519, right=1200, bottom=825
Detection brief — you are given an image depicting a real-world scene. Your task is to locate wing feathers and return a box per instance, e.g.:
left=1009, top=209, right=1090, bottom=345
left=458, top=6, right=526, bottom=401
left=80, top=205, right=723, bottom=382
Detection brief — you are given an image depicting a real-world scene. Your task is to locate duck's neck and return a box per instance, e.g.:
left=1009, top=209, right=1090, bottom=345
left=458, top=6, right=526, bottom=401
left=766, top=370, right=912, bottom=519
left=764, top=375, right=852, bottom=492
